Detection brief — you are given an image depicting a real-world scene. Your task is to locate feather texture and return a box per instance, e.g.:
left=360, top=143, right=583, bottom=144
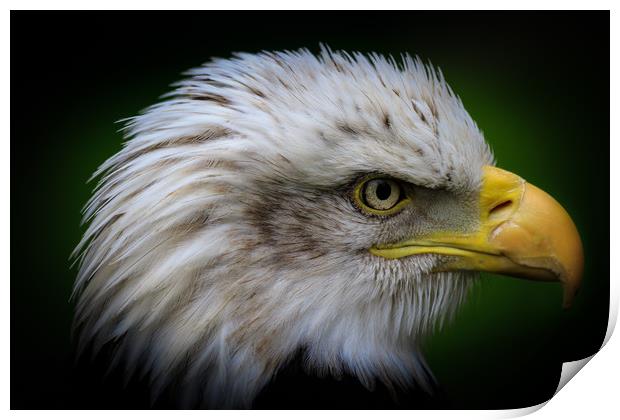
left=73, top=47, right=493, bottom=407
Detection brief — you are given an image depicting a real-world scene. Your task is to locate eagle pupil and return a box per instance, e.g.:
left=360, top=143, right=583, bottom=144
left=376, top=181, right=392, bottom=201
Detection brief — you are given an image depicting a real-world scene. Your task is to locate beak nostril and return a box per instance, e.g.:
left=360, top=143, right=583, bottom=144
left=489, top=200, right=513, bottom=219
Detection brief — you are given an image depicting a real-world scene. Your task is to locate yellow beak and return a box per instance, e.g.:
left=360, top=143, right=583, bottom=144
left=370, top=166, right=584, bottom=308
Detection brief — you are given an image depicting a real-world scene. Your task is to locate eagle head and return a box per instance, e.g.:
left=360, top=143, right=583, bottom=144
left=73, top=48, right=584, bottom=407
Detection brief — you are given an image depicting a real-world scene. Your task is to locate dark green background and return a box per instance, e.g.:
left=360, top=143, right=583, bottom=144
left=11, top=11, right=609, bottom=409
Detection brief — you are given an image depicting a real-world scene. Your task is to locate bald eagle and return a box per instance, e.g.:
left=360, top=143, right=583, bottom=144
left=73, top=48, right=584, bottom=408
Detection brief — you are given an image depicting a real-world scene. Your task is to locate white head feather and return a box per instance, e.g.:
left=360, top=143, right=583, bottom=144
left=73, top=47, right=494, bottom=407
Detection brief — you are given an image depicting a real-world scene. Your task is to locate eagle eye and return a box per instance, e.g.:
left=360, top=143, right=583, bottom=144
left=354, top=176, right=410, bottom=216
left=364, top=179, right=400, bottom=209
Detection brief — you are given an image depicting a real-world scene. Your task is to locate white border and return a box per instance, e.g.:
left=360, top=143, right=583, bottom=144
left=2, top=0, right=617, bottom=11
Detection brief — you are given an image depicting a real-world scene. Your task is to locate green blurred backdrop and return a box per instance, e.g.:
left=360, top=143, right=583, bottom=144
left=11, top=11, right=609, bottom=408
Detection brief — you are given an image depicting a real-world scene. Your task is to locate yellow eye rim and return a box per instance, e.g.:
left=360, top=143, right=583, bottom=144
left=353, top=175, right=411, bottom=216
